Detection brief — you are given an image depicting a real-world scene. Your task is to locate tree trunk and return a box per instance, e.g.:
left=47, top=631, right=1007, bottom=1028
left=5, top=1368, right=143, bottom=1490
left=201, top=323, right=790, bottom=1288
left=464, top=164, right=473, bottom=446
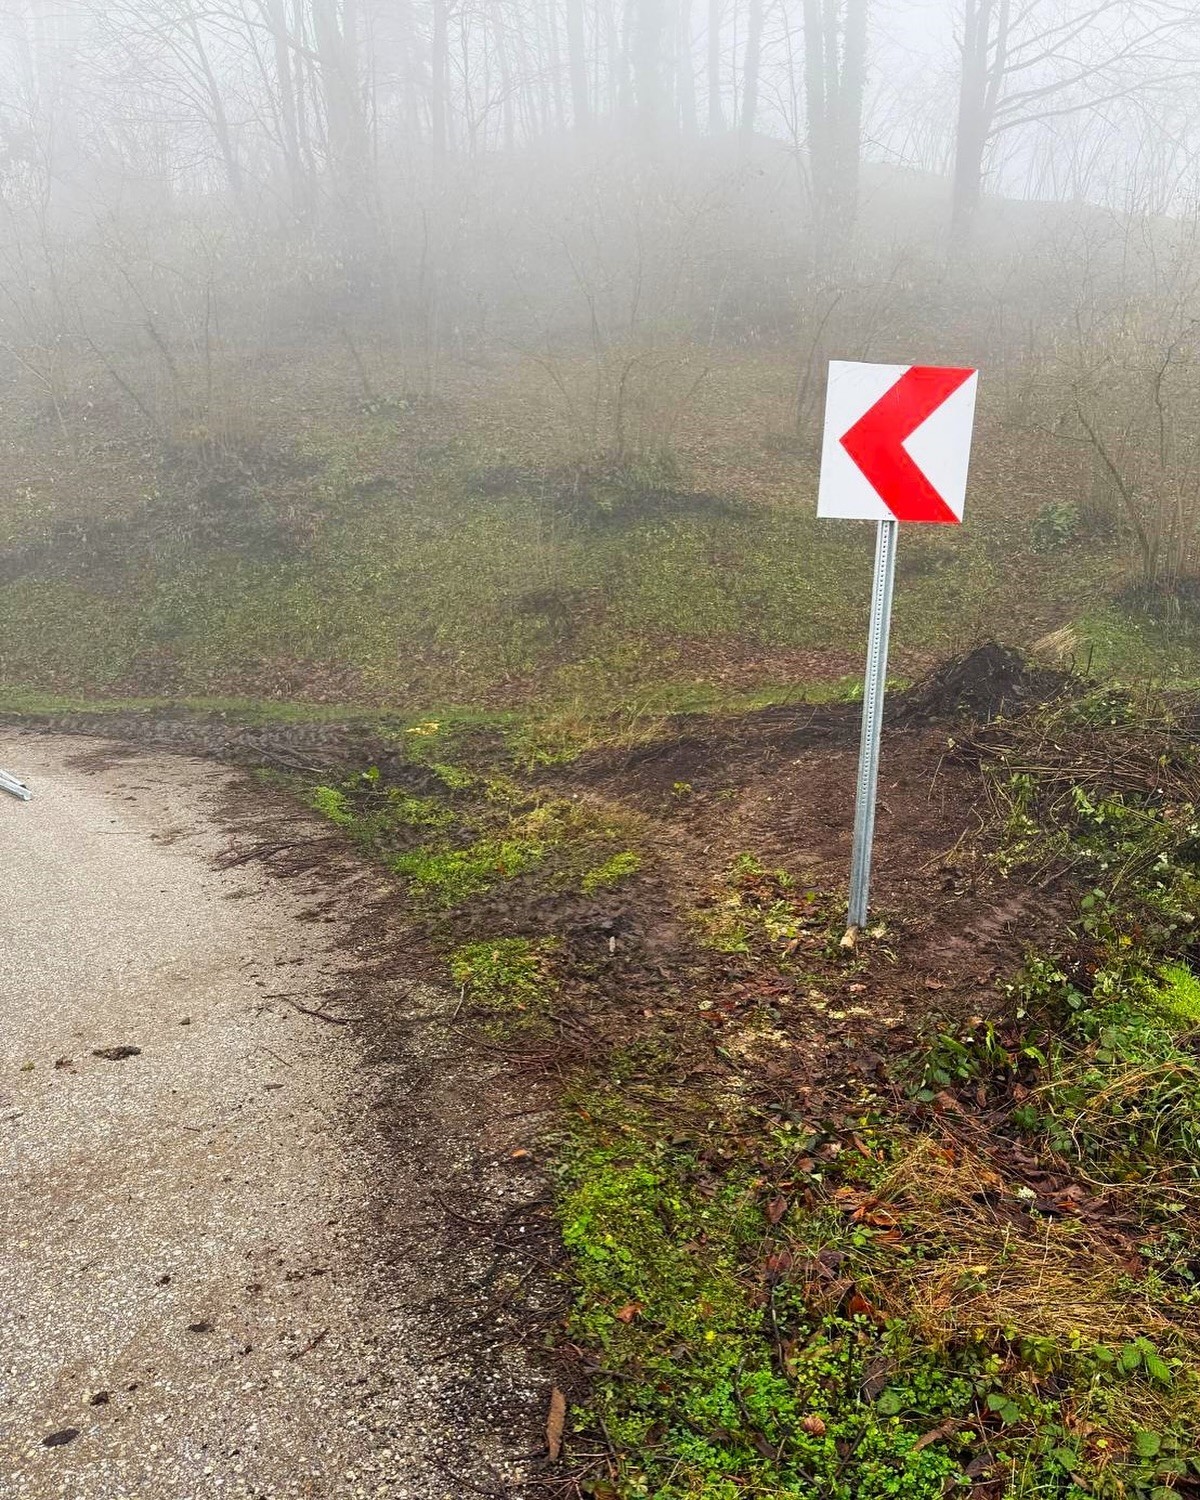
left=310, top=0, right=367, bottom=183
left=565, top=0, right=591, bottom=130
left=185, top=15, right=245, bottom=203
left=802, top=0, right=829, bottom=223
left=677, top=0, right=697, bottom=133
left=836, top=0, right=867, bottom=231
left=604, top=0, right=623, bottom=117
left=633, top=0, right=665, bottom=135
left=619, top=0, right=636, bottom=119
left=802, top=0, right=868, bottom=273
left=430, top=0, right=449, bottom=154
left=547, top=0, right=566, bottom=131
left=706, top=0, right=723, bottom=131
left=493, top=8, right=515, bottom=150
left=261, top=0, right=309, bottom=218
left=950, top=0, right=1007, bottom=242
left=740, top=0, right=763, bottom=137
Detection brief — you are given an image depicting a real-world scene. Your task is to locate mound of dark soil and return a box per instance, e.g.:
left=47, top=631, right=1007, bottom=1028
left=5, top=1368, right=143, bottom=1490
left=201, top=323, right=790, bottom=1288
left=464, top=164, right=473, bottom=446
left=892, top=642, right=1076, bottom=727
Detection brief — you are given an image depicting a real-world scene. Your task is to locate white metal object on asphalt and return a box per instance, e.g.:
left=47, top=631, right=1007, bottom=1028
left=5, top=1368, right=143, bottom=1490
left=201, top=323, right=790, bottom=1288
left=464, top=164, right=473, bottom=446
left=818, top=359, right=979, bottom=930
left=0, top=769, right=32, bottom=801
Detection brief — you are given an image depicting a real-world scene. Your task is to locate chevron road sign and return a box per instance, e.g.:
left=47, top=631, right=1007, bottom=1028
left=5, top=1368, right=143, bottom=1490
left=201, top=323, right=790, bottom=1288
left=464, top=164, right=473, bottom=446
left=817, top=360, right=979, bottom=931
left=818, top=361, right=978, bottom=524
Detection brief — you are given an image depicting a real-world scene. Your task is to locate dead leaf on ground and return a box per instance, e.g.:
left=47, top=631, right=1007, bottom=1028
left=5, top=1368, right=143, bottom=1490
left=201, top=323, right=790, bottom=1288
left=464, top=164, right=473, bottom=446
left=766, top=1195, right=789, bottom=1224
left=912, top=1420, right=957, bottom=1452
left=846, top=1289, right=885, bottom=1323
left=861, top=1355, right=893, bottom=1400
left=763, top=1249, right=794, bottom=1278
left=545, top=1387, right=567, bottom=1461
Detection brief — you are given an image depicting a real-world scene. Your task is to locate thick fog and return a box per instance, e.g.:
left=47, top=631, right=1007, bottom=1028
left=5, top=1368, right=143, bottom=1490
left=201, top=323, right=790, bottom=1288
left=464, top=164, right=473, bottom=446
left=3, top=1, right=1200, bottom=601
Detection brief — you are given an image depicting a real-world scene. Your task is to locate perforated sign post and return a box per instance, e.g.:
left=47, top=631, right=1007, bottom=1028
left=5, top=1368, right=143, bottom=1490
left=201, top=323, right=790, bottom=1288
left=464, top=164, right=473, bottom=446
left=817, top=360, right=979, bottom=931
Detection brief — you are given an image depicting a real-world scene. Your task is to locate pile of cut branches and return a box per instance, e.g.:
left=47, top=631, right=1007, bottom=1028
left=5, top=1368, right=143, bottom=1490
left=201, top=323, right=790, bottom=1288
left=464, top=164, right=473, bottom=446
left=955, top=688, right=1200, bottom=809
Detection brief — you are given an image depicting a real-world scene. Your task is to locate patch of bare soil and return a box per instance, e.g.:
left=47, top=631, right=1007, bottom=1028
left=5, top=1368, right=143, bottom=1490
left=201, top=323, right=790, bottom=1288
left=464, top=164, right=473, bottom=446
left=0, top=710, right=406, bottom=773
left=549, top=648, right=1078, bottom=1070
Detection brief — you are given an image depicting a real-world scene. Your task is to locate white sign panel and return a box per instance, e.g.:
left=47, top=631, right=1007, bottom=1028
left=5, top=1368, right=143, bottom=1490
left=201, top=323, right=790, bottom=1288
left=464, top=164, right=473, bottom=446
left=817, top=360, right=979, bottom=525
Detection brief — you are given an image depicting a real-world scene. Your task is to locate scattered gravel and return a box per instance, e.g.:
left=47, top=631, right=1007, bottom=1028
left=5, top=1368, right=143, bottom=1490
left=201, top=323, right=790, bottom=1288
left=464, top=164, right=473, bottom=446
left=0, top=736, right=541, bottom=1498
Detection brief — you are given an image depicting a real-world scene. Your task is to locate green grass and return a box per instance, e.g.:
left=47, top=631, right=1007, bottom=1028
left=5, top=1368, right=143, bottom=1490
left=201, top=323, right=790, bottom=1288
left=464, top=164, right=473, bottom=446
left=2, top=421, right=1178, bottom=708
left=580, top=851, right=642, bottom=893
left=1080, top=605, right=1200, bottom=686
left=1154, top=962, right=1200, bottom=1025
left=449, top=937, right=557, bottom=1014
left=991, top=959, right=1200, bottom=1193
left=307, top=750, right=650, bottom=919
left=554, top=1083, right=1200, bottom=1500
left=391, top=833, right=549, bottom=905
left=557, top=1107, right=978, bottom=1500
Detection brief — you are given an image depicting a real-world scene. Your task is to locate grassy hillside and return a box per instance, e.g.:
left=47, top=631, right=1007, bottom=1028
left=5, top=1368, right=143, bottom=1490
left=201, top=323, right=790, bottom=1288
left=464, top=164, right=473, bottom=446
left=0, top=347, right=1183, bottom=714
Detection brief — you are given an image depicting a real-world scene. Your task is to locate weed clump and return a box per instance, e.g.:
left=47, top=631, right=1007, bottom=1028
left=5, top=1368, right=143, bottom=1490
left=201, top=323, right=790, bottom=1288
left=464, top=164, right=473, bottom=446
left=693, top=854, right=827, bottom=957
left=309, top=770, right=455, bottom=849
left=556, top=1104, right=1082, bottom=1499
left=392, top=835, right=548, bottom=905
left=450, top=937, right=556, bottom=1016
left=580, top=851, right=642, bottom=893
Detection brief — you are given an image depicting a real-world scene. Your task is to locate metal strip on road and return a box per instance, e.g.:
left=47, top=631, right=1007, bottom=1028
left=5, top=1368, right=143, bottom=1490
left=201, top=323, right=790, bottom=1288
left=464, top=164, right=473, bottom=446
left=0, top=768, right=31, bottom=801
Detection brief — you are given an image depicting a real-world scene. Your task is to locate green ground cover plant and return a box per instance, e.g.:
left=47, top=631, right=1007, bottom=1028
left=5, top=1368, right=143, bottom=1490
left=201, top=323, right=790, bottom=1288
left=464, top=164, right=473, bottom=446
left=295, top=678, right=1200, bottom=1497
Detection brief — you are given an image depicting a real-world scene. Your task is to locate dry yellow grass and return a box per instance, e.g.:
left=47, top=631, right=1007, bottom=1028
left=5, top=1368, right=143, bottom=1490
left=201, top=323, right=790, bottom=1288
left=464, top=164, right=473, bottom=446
left=876, top=1137, right=1184, bottom=1353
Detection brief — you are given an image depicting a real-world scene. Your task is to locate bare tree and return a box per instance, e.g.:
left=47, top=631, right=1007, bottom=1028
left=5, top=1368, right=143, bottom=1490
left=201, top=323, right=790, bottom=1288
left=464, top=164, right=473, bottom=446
left=1062, top=221, right=1200, bottom=590
left=706, top=0, right=723, bottom=131
left=950, top=0, right=1200, bottom=241
left=739, top=0, right=762, bottom=137
left=802, top=0, right=867, bottom=270
left=565, top=0, right=591, bottom=128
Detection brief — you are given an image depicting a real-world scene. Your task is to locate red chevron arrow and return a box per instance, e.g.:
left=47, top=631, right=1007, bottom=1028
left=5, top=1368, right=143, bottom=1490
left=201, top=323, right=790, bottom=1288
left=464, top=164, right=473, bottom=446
left=839, top=365, right=975, bottom=523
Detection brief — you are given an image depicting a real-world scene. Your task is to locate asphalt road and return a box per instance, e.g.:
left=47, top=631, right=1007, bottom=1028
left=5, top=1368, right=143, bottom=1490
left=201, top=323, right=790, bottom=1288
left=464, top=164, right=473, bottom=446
left=0, top=736, right=533, bottom=1499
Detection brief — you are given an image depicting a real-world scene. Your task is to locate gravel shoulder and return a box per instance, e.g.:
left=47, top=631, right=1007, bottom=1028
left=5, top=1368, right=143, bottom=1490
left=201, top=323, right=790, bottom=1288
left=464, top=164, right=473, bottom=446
left=0, top=735, right=542, bottom=1500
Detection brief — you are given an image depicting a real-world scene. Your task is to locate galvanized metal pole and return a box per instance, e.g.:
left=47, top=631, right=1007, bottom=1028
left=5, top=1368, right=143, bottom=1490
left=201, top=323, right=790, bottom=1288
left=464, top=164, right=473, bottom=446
left=847, top=518, right=898, bottom=930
